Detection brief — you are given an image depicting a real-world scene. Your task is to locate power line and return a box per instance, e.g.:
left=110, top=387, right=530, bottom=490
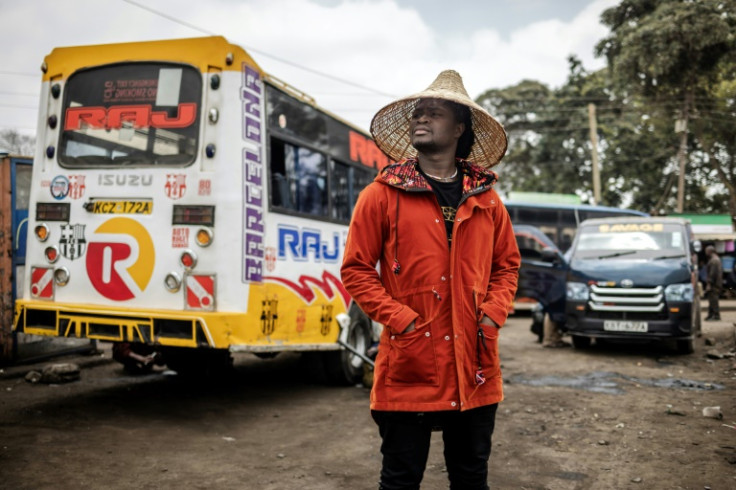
left=0, top=71, right=38, bottom=77
left=121, top=0, right=397, bottom=99
left=0, top=104, right=38, bottom=110
left=0, top=90, right=38, bottom=97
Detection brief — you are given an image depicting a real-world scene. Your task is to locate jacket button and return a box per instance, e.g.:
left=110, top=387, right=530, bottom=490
left=435, top=218, right=440, bottom=223
left=390, top=335, right=395, bottom=340
left=425, top=332, right=430, bottom=337
left=444, top=335, right=450, bottom=341
left=451, top=402, right=457, bottom=407
left=441, top=276, right=446, bottom=281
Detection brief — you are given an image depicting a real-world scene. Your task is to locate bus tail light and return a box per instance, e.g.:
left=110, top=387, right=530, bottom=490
left=35, top=224, right=50, bottom=242
left=195, top=228, right=213, bottom=247
left=164, top=272, right=182, bottom=292
left=172, top=205, right=214, bottom=226
left=44, top=246, right=59, bottom=263
left=180, top=250, right=197, bottom=270
left=54, top=267, right=70, bottom=286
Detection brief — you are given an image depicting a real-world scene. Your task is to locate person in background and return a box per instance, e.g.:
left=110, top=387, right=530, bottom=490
left=542, top=314, right=570, bottom=348
left=341, top=70, right=519, bottom=490
left=704, top=245, right=722, bottom=321
left=112, top=342, right=164, bottom=374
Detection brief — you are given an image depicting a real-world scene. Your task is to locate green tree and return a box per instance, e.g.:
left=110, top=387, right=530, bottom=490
left=595, top=0, right=736, bottom=214
left=478, top=59, right=599, bottom=200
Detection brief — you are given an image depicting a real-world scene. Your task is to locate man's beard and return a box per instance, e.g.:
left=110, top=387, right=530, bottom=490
left=412, top=139, right=439, bottom=153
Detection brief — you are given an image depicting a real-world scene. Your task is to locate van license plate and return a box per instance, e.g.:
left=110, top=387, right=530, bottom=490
left=603, top=321, right=648, bottom=332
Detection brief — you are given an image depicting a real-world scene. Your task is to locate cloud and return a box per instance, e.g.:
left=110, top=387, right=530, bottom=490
left=0, top=0, right=617, bottom=133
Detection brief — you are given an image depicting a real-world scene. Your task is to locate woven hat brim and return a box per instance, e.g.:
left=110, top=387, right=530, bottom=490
left=370, top=91, right=508, bottom=168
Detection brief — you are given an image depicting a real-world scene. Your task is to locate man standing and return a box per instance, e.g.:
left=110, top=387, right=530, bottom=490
left=341, top=70, right=520, bottom=489
left=705, top=245, right=723, bottom=321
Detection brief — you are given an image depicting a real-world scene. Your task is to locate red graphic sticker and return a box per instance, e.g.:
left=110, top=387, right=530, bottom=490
left=265, top=247, right=277, bottom=272
left=30, top=267, right=54, bottom=299
left=198, top=179, right=211, bottom=196
left=172, top=228, right=189, bottom=248
left=68, top=175, right=86, bottom=199
left=264, top=270, right=350, bottom=307
left=165, top=174, right=187, bottom=200
left=186, top=275, right=215, bottom=310
left=87, top=242, right=134, bottom=300
left=85, top=218, right=155, bottom=301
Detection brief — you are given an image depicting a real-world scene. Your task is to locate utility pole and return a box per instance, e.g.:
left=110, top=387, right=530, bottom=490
left=588, top=103, right=601, bottom=205
left=675, top=91, right=692, bottom=214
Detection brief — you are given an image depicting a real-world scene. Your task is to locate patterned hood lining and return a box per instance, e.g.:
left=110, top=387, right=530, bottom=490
left=378, top=158, right=497, bottom=194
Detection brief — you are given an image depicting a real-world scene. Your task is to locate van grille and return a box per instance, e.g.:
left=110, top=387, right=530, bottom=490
left=587, top=285, right=668, bottom=321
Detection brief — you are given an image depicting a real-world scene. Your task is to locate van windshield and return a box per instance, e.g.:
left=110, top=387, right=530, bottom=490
left=573, top=222, right=687, bottom=260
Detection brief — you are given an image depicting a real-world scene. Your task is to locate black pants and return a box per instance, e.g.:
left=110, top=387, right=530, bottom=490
left=371, top=404, right=498, bottom=490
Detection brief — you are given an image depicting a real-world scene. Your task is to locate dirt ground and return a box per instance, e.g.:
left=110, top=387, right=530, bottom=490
left=1, top=305, right=735, bottom=490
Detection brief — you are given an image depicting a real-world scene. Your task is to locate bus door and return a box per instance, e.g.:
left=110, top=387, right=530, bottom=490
left=10, top=157, right=32, bottom=302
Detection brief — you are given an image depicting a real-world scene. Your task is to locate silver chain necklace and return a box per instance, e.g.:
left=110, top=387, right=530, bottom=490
left=424, top=167, right=458, bottom=182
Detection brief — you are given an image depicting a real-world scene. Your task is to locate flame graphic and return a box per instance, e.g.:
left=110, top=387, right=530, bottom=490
left=264, top=270, right=350, bottom=307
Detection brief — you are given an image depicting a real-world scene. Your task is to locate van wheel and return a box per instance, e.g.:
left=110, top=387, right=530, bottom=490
left=571, top=335, right=591, bottom=349
left=323, top=307, right=372, bottom=385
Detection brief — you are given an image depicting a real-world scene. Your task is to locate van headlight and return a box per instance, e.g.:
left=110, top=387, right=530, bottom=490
left=664, top=283, right=693, bottom=302
left=566, top=282, right=589, bottom=301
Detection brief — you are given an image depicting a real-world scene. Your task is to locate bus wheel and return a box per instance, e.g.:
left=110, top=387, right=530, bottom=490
left=162, top=347, right=233, bottom=378
left=571, top=335, right=591, bottom=349
left=323, top=307, right=372, bottom=385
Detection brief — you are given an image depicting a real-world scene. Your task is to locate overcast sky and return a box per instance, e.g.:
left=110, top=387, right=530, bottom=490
left=0, top=0, right=618, bottom=135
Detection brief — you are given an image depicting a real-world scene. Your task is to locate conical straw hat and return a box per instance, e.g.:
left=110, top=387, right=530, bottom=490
left=370, top=70, right=507, bottom=167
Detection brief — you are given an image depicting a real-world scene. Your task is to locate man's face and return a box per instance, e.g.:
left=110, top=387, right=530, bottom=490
left=410, top=98, right=464, bottom=155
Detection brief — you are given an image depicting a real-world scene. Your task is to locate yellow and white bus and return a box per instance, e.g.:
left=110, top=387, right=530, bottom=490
left=14, top=36, right=389, bottom=381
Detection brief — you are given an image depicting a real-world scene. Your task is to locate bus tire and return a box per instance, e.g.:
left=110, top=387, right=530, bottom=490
left=571, top=335, right=591, bottom=349
left=323, top=307, right=372, bottom=385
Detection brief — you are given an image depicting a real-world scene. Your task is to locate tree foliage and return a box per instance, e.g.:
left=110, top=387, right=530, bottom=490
left=481, top=0, right=736, bottom=216
left=0, top=129, right=35, bottom=156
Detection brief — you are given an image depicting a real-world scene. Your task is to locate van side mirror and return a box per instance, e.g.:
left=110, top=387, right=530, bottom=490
left=541, top=247, right=562, bottom=264
left=691, top=240, right=702, bottom=253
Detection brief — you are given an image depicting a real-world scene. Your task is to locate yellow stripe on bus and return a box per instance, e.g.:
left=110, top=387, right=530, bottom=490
left=43, top=36, right=262, bottom=81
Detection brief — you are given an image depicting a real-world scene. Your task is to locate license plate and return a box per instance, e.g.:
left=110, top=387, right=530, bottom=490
left=603, top=320, right=648, bottom=332
left=89, top=200, right=152, bottom=215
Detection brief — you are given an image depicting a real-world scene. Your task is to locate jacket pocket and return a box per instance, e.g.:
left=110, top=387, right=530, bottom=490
left=473, top=287, right=501, bottom=379
left=386, top=319, right=439, bottom=385
left=477, top=323, right=501, bottom=378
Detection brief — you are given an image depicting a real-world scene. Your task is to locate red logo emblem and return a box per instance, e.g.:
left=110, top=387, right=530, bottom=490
left=85, top=218, right=155, bottom=301
left=165, top=174, right=187, bottom=200
left=68, top=175, right=86, bottom=199
left=265, top=247, right=277, bottom=272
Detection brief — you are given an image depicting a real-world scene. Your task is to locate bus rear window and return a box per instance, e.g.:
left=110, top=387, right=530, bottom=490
left=59, top=63, right=201, bottom=168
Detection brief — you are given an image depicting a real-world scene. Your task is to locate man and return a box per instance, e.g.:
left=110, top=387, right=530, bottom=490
left=341, top=70, right=520, bottom=489
left=704, top=245, right=723, bottom=321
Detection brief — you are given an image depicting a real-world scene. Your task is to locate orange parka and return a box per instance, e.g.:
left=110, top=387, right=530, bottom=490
left=341, top=158, right=520, bottom=412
